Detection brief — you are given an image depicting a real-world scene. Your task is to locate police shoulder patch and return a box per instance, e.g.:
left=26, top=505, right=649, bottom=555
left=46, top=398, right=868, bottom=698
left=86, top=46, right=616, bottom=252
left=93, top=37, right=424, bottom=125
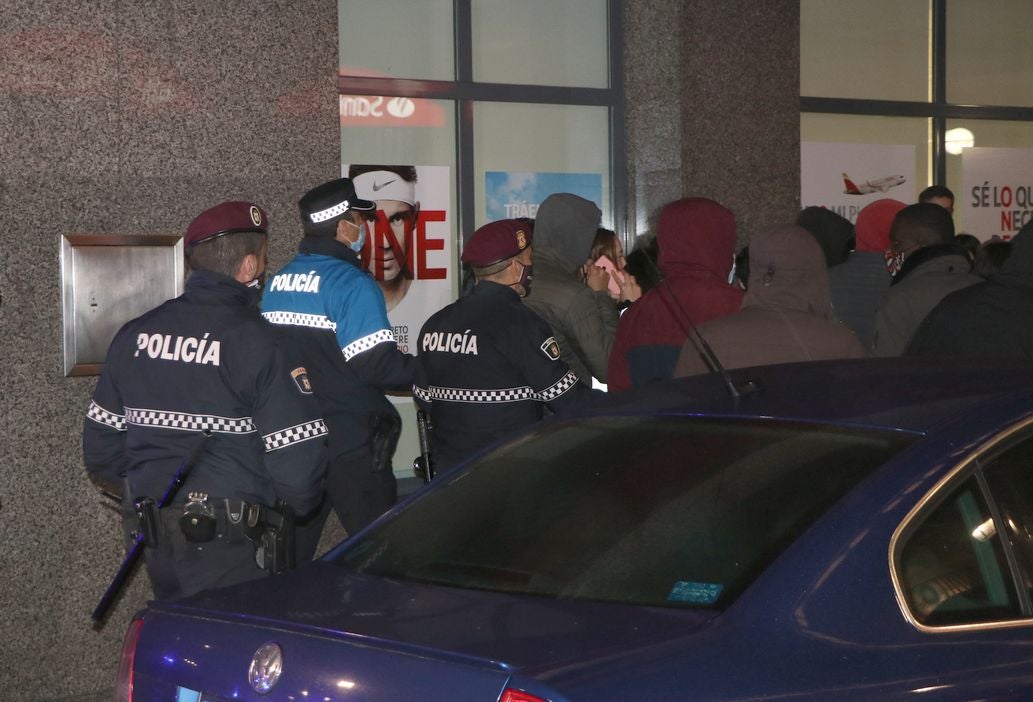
left=540, top=337, right=561, bottom=361
left=290, top=367, right=313, bottom=394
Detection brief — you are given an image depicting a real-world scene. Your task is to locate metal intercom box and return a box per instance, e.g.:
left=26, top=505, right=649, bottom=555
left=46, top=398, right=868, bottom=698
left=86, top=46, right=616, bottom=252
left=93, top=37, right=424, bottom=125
left=61, top=234, right=184, bottom=376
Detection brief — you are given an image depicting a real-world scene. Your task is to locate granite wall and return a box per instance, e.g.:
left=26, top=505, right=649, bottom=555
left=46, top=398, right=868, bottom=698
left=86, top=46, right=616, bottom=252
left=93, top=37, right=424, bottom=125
left=624, top=0, right=800, bottom=245
left=0, top=1, right=800, bottom=698
left=0, top=1, right=339, bottom=698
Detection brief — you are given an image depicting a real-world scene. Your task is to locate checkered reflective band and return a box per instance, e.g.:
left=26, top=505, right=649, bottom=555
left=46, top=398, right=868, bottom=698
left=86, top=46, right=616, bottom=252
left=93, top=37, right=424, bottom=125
left=87, top=401, right=126, bottom=431
left=413, top=384, right=535, bottom=404
left=124, top=407, right=256, bottom=434
left=262, top=311, right=337, bottom=332
left=342, top=329, right=396, bottom=361
left=538, top=370, right=579, bottom=401
left=263, top=419, right=328, bottom=452
left=414, top=370, right=581, bottom=405
left=309, top=199, right=350, bottom=223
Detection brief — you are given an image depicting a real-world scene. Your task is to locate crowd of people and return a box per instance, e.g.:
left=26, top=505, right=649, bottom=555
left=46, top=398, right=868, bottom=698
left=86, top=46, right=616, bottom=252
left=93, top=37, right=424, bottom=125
left=82, top=175, right=1030, bottom=602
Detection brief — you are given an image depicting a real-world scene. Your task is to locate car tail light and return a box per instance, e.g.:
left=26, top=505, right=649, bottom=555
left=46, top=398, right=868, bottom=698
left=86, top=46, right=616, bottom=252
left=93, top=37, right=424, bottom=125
left=500, top=689, right=548, bottom=702
left=114, top=618, right=144, bottom=702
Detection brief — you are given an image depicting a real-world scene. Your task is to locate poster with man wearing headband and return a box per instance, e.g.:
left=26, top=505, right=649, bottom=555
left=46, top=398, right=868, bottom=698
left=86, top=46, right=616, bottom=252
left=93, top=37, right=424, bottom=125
left=346, top=164, right=452, bottom=356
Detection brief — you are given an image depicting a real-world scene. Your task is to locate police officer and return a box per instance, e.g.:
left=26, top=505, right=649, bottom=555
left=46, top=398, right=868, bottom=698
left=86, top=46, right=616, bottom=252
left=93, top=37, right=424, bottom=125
left=415, top=218, right=592, bottom=471
left=83, top=201, right=328, bottom=600
left=261, top=178, right=419, bottom=554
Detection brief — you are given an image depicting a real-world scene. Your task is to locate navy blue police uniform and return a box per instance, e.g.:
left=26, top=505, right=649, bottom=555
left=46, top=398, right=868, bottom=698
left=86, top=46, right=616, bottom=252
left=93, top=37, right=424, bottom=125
left=83, top=201, right=327, bottom=600
left=261, top=178, right=418, bottom=552
left=415, top=219, right=591, bottom=471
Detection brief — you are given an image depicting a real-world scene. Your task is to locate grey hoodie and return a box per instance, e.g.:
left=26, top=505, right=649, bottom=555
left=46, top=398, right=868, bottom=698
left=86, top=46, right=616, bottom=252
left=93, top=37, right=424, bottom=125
left=523, top=193, right=618, bottom=384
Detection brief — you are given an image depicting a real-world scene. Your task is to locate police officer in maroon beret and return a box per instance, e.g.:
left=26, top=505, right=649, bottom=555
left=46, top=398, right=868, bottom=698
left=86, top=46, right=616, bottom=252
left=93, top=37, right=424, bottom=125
left=84, top=201, right=328, bottom=601
left=414, top=219, right=592, bottom=472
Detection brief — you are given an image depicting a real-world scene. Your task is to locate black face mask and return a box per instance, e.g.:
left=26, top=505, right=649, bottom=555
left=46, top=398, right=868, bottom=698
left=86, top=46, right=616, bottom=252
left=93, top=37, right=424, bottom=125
left=512, top=260, right=533, bottom=297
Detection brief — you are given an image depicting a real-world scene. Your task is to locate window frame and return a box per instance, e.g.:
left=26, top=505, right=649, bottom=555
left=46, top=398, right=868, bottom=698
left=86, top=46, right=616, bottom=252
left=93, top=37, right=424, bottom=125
left=801, top=0, right=1033, bottom=186
left=337, top=0, right=627, bottom=252
left=891, top=415, right=1033, bottom=632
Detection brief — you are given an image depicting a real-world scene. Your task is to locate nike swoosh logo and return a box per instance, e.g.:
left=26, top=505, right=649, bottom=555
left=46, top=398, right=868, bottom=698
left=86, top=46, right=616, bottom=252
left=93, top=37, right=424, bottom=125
left=372, top=179, right=396, bottom=192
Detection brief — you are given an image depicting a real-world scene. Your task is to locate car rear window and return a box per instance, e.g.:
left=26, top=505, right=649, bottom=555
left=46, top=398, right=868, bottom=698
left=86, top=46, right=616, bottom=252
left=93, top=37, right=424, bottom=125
left=336, top=417, right=916, bottom=609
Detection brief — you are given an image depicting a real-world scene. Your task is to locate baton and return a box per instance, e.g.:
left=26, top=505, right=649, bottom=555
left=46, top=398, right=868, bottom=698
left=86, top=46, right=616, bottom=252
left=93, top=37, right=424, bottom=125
left=91, top=431, right=211, bottom=625
left=91, top=530, right=147, bottom=624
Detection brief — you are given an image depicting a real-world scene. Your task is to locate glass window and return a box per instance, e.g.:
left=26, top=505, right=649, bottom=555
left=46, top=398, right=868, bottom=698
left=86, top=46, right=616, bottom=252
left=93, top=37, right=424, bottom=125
left=336, top=417, right=915, bottom=609
left=897, top=477, right=1021, bottom=627
left=946, top=0, right=1033, bottom=107
left=471, top=0, right=609, bottom=88
left=338, top=0, right=454, bottom=81
left=800, top=0, right=929, bottom=102
left=340, top=99, right=458, bottom=468
left=472, top=102, right=611, bottom=231
left=982, top=437, right=1033, bottom=605
left=341, top=98, right=457, bottom=173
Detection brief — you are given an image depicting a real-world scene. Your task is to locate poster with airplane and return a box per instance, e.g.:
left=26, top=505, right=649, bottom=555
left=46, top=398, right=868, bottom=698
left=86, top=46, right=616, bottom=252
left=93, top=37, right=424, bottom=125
left=841, top=172, right=906, bottom=195
left=801, top=142, right=917, bottom=223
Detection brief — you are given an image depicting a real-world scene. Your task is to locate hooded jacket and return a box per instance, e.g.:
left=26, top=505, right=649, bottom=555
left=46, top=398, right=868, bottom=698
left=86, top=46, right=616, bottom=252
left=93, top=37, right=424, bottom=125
left=796, top=206, right=854, bottom=267
left=608, top=197, right=744, bottom=390
left=523, top=193, right=618, bottom=384
left=907, top=221, right=1033, bottom=358
left=673, top=225, right=864, bottom=377
left=827, top=198, right=907, bottom=353
left=871, top=243, right=981, bottom=357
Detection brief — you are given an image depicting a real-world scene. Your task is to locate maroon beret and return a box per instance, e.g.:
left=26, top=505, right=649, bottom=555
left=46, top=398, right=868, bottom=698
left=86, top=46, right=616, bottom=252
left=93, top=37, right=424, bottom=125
left=185, top=201, right=269, bottom=248
left=462, top=219, right=532, bottom=267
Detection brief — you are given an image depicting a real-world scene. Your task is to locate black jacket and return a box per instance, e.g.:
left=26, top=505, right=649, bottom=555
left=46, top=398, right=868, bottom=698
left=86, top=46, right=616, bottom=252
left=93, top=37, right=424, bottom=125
left=907, top=223, right=1033, bottom=359
left=83, top=269, right=327, bottom=515
left=415, top=281, right=591, bottom=470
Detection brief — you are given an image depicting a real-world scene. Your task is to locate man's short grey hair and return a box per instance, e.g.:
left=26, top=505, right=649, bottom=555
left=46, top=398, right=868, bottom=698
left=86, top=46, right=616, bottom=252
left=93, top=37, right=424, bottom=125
left=186, top=231, right=266, bottom=277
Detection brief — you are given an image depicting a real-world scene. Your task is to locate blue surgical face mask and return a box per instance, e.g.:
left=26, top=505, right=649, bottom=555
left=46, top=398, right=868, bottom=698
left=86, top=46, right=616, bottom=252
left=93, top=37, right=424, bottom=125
left=346, top=218, right=367, bottom=253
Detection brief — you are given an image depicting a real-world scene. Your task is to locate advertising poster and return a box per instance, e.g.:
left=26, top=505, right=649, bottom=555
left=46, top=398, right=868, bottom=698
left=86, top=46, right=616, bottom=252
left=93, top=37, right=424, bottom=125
left=485, top=171, right=603, bottom=221
left=343, top=164, right=452, bottom=365
left=801, top=142, right=916, bottom=223
left=960, top=147, right=1033, bottom=241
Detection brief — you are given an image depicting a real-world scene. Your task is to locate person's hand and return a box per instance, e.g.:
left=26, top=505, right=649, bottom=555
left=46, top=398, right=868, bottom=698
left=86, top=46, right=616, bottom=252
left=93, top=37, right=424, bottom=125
left=584, top=262, right=611, bottom=293
left=618, top=272, right=642, bottom=303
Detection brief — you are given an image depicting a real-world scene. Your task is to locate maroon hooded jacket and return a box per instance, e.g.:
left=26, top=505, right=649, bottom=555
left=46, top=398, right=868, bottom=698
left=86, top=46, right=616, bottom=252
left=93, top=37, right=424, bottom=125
left=608, top=197, right=743, bottom=391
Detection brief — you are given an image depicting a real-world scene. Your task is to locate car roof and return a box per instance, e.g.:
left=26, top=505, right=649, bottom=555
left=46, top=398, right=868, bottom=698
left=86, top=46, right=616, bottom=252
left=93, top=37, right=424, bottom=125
left=592, top=357, right=1033, bottom=435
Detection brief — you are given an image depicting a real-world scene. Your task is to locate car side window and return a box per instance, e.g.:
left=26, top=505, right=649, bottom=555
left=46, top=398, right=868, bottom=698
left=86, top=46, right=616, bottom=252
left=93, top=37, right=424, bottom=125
left=898, top=476, right=1021, bottom=627
left=982, top=437, right=1033, bottom=604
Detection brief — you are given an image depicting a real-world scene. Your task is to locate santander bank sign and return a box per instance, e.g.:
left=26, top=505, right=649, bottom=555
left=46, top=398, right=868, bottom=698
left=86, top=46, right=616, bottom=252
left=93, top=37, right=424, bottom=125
left=339, top=94, right=445, bottom=127
left=338, top=66, right=446, bottom=127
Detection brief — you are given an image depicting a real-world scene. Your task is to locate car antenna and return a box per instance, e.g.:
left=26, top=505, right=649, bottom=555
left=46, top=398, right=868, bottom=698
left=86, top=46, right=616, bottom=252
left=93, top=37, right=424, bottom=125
left=642, top=249, right=759, bottom=400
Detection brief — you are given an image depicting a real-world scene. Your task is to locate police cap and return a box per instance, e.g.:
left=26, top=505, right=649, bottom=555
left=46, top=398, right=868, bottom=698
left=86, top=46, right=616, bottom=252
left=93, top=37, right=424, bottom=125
left=462, top=219, right=532, bottom=268
left=185, top=201, right=269, bottom=249
left=298, top=177, right=376, bottom=235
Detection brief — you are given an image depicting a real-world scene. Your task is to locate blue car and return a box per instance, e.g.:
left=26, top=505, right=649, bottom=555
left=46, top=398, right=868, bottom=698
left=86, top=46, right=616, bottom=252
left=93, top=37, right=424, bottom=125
left=115, top=358, right=1033, bottom=701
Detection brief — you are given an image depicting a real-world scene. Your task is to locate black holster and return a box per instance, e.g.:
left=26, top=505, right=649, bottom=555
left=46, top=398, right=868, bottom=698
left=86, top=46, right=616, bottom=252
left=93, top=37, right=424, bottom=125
left=413, top=409, right=435, bottom=482
left=234, top=500, right=295, bottom=575
left=122, top=476, right=161, bottom=547
left=370, top=411, right=402, bottom=473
